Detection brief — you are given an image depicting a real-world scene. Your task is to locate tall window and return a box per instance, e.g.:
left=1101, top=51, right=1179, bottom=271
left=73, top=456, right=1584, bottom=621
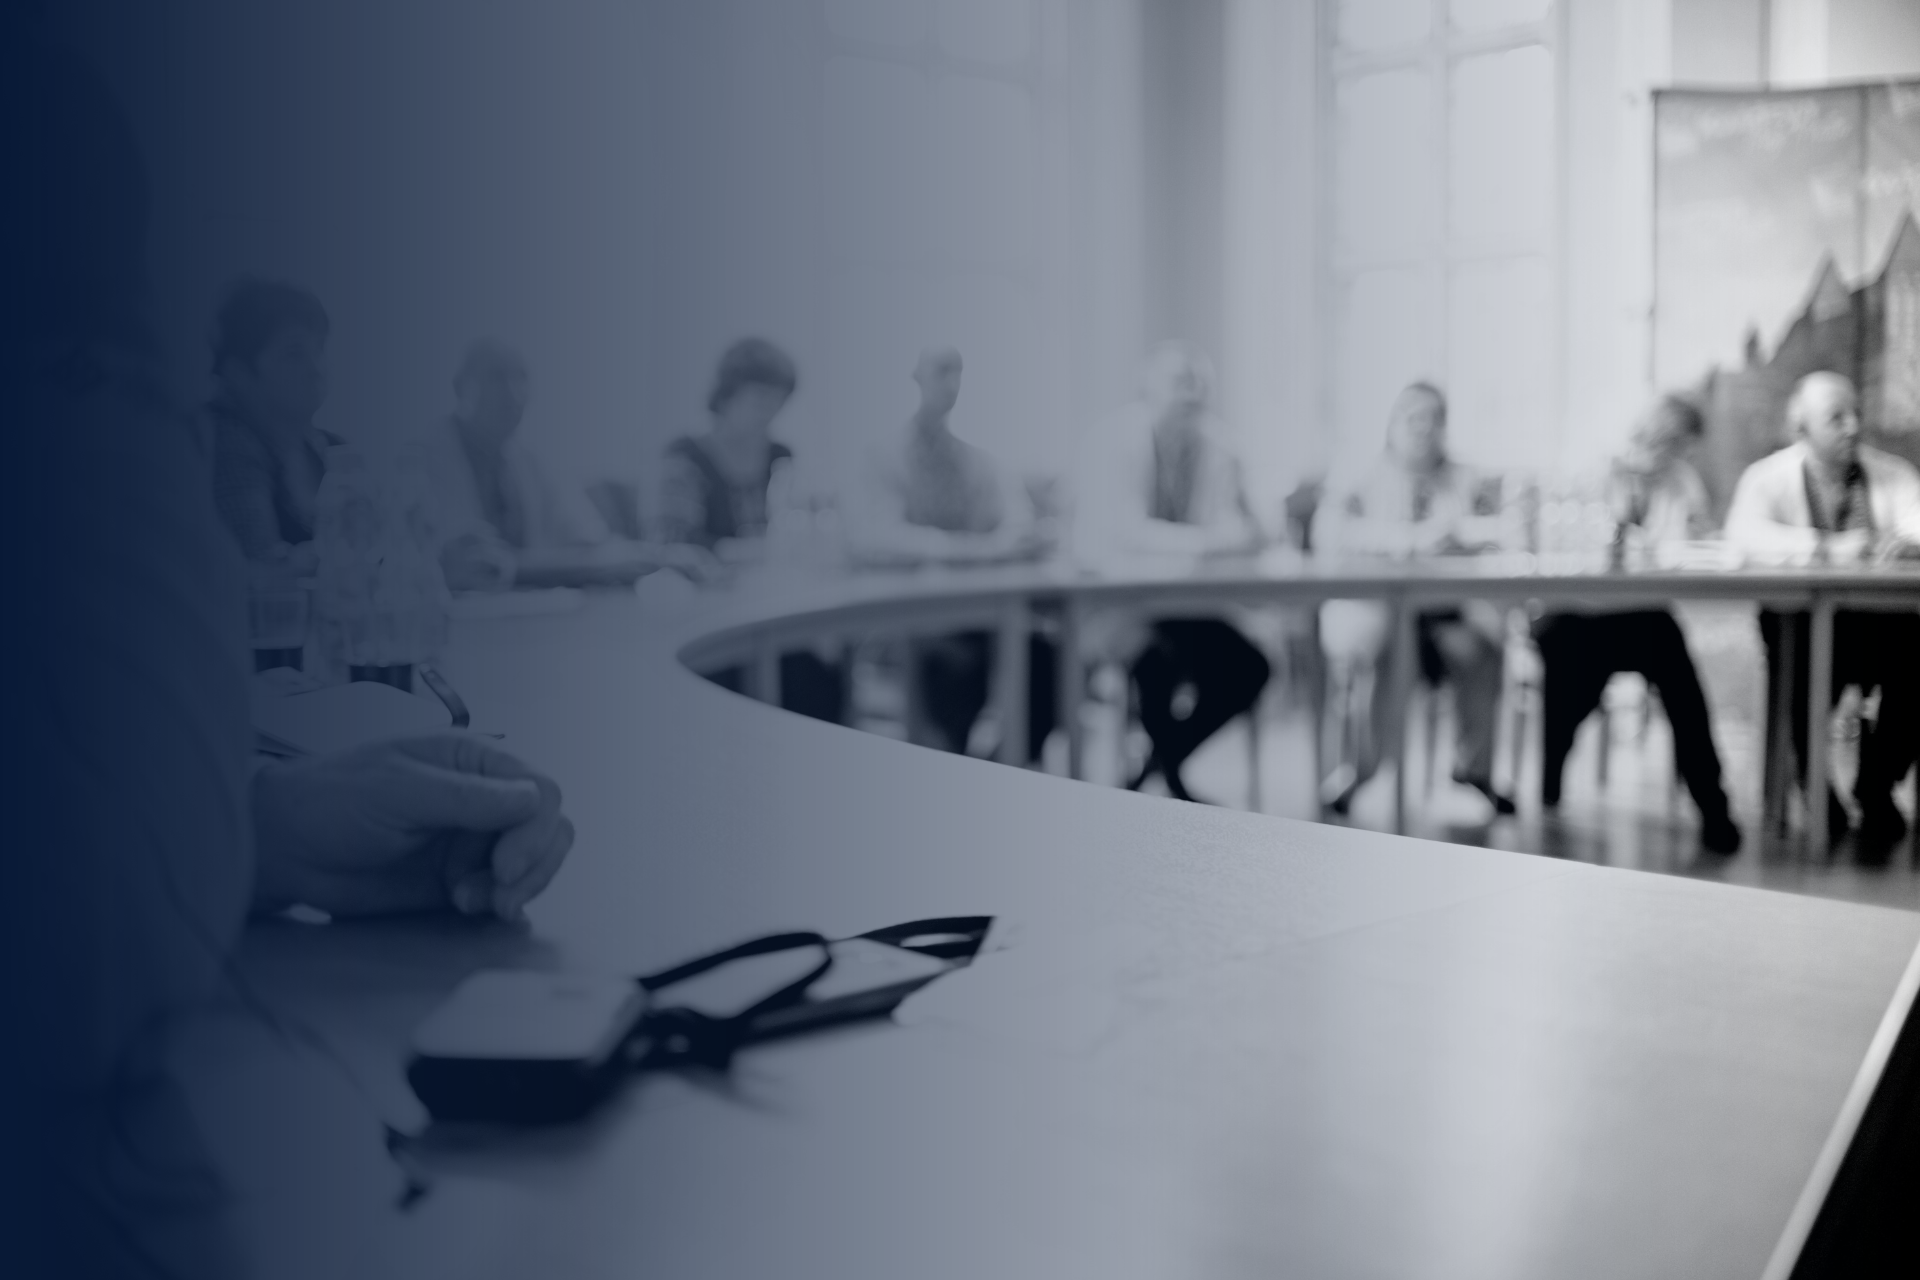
left=1323, top=0, right=1562, bottom=471
left=820, top=0, right=1061, bottom=477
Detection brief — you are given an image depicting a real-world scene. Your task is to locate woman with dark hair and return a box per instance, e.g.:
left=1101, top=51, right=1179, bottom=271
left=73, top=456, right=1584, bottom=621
left=207, top=277, right=338, bottom=564
left=661, top=338, right=847, bottom=723
left=658, top=337, right=799, bottom=551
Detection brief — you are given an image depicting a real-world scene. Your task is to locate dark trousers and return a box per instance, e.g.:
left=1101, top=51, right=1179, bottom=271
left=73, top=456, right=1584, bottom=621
left=1761, top=609, right=1920, bottom=807
left=1533, top=610, right=1730, bottom=819
left=711, top=652, right=849, bottom=725
left=916, top=631, right=1059, bottom=763
left=1131, top=619, right=1271, bottom=775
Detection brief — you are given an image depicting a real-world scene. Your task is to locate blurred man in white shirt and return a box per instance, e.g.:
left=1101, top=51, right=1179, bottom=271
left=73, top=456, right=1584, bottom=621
left=1725, top=372, right=1920, bottom=855
left=1317, top=382, right=1514, bottom=820
left=847, top=347, right=1058, bottom=761
left=1072, top=343, right=1269, bottom=803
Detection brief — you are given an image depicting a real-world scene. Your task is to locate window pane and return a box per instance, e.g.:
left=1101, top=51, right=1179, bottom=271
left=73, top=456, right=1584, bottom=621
left=1337, top=69, right=1439, bottom=261
left=829, top=265, right=925, bottom=462
left=1339, top=0, right=1431, bottom=52
left=937, top=0, right=1031, bottom=65
left=1449, top=45, right=1554, bottom=248
left=827, top=0, right=932, bottom=47
left=933, top=75, right=1036, bottom=267
left=1451, top=0, right=1551, bottom=33
left=825, top=57, right=929, bottom=263
left=1447, top=256, right=1553, bottom=468
left=1336, top=268, right=1444, bottom=465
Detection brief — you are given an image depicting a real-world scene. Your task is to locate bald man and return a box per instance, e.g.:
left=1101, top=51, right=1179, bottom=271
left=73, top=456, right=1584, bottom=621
left=847, top=347, right=1059, bottom=760
left=1072, top=342, right=1271, bottom=802
left=1726, top=371, right=1920, bottom=854
left=410, top=339, right=675, bottom=591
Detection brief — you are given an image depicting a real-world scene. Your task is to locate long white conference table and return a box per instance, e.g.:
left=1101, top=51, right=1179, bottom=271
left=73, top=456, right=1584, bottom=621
left=686, top=551, right=1920, bottom=857
left=204, top=561, right=1920, bottom=1280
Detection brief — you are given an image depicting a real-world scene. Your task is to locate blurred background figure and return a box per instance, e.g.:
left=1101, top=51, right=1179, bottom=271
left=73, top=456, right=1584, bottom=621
left=1076, top=342, right=1269, bottom=803
left=848, top=346, right=1058, bottom=759
left=1531, top=395, right=1740, bottom=853
left=1727, top=372, right=1920, bottom=855
left=6, top=13, right=578, bottom=1276
left=208, top=277, right=336, bottom=569
left=410, top=338, right=667, bottom=591
left=1318, top=382, right=1514, bottom=820
left=659, top=336, right=799, bottom=560
left=664, top=337, right=846, bottom=723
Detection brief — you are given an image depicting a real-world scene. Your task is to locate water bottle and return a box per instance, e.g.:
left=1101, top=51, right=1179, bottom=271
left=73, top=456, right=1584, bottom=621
left=313, top=447, right=381, bottom=677
left=313, top=447, right=448, bottom=689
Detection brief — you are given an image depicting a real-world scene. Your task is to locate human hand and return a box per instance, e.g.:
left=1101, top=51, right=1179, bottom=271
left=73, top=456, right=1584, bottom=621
left=658, top=540, right=727, bottom=584
left=714, top=536, right=767, bottom=567
left=252, top=733, right=573, bottom=921
left=1875, top=532, right=1920, bottom=564
left=248, top=541, right=318, bottom=587
left=442, top=534, right=517, bottom=592
left=1819, top=529, right=1874, bottom=564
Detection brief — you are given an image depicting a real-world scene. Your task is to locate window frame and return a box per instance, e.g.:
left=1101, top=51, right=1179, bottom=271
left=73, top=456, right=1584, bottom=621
left=1317, top=0, right=1570, bottom=470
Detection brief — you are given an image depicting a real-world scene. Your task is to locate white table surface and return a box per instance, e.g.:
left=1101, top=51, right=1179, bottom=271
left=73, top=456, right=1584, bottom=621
left=196, top=586, right=1920, bottom=1280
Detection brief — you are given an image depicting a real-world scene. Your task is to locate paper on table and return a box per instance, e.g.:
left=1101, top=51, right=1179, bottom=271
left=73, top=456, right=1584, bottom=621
left=446, top=587, right=585, bottom=620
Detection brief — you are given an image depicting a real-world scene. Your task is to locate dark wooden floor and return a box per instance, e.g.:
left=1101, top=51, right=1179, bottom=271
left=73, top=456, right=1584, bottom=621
left=853, top=601, right=1920, bottom=914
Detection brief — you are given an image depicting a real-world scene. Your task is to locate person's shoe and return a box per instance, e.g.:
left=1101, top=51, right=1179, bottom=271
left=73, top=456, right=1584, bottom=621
left=1320, top=764, right=1359, bottom=817
left=1456, top=773, right=1517, bottom=817
left=1857, top=794, right=1909, bottom=860
left=1125, top=752, right=1160, bottom=793
left=1701, top=812, right=1743, bottom=856
left=1828, top=787, right=1853, bottom=840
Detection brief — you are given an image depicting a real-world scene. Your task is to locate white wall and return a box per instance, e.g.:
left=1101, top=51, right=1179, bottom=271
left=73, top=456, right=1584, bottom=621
left=78, top=0, right=1163, bottom=504
left=1221, top=0, right=1320, bottom=506
left=1776, top=0, right=1920, bottom=84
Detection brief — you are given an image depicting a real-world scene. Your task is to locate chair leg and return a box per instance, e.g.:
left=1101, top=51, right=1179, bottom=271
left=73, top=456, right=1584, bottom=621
left=1245, top=699, right=1264, bottom=814
left=1596, top=704, right=1611, bottom=792
left=1423, top=684, right=1442, bottom=797
left=1765, top=621, right=1798, bottom=837
left=1308, top=617, right=1328, bottom=809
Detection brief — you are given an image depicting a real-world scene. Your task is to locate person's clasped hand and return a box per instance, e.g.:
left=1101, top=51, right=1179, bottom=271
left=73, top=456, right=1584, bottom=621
left=1874, top=531, right=1920, bottom=564
left=252, top=733, right=573, bottom=922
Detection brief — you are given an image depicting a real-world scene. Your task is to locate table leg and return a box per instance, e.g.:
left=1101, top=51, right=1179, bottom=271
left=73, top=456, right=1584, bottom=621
left=903, top=636, right=932, bottom=747
left=1308, top=610, right=1327, bottom=804
left=1766, top=616, right=1798, bottom=837
left=1060, top=598, right=1086, bottom=781
left=995, top=598, right=1031, bottom=767
left=752, top=639, right=781, bottom=707
left=1390, top=596, right=1417, bottom=837
left=1807, top=597, right=1835, bottom=858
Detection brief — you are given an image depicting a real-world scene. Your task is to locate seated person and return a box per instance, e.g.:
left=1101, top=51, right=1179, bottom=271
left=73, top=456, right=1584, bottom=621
left=411, top=340, right=676, bottom=591
left=1075, top=342, right=1270, bottom=803
left=12, top=37, right=575, bottom=1274
left=1725, top=371, right=1920, bottom=854
left=662, top=337, right=847, bottom=723
left=846, top=346, right=1058, bottom=760
left=1531, top=395, right=1740, bottom=854
left=1317, top=381, right=1514, bottom=818
left=659, top=336, right=800, bottom=556
left=208, top=278, right=338, bottom=569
